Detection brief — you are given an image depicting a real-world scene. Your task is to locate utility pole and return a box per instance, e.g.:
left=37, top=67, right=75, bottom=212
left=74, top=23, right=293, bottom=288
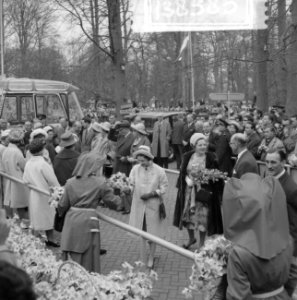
left=0, top=0, right=4, bottom=78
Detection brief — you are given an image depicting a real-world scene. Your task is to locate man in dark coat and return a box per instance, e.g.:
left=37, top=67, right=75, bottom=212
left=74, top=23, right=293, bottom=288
left=182, top=114, right=196, bottom=153
left=230, top=133, right=259, bottom=179
left=81, top=116, right=95, bottom=153
left=171, top=115, right=184, bottom=169
left=113, top=121, right=135, bottom=176
left=53, top=132, right=80, bottom=186
left=265, top=149, right=297, bottom=297
left=244, top=120, right=261, bottom=158
left=209, top=119, right=234, bottom=176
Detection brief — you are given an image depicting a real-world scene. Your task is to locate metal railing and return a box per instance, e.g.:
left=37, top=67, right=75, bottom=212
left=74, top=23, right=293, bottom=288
left=0, top=170, right=195, bottom=261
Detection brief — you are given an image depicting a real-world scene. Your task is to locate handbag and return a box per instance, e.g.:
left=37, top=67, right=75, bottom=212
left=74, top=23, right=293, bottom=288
left=54, top=209, right=66, bottom=232
left=159, top=202, right=166, bottom=220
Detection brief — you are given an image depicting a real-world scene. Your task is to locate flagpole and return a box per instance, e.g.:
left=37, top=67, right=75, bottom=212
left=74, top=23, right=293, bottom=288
left=188, top=32, right=195, bottom=110
left=0, top=0, right=4, bottom=78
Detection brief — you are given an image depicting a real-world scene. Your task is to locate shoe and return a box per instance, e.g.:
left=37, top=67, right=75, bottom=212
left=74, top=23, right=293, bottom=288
left=100, top=249, right=107, bottom=255
left=45, top=240, right=60, bottom=248
left=182, top=238, right=197, bottom=250
left=121, top=210, right=130, bottom=215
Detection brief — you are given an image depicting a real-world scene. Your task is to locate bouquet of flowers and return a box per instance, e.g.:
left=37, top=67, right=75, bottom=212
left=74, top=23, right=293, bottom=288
left=49, top=187, right=64, bottom=208
left=108, top=172, right=133, bottom=194
left=190, top=168, right=228, bottom=185
left=7, top=217, right=157, bottom=300
left=183, top=235, right=232, bottom=299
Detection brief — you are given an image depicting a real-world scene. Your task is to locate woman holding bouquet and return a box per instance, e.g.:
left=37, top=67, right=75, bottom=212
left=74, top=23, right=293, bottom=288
left=173, top=133, right=224, bottom=249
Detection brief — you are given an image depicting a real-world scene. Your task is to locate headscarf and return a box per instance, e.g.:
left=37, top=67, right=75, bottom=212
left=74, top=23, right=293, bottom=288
left=223, top=173, right=290, bottom=259
left=72, top=152, right=104, bottom=178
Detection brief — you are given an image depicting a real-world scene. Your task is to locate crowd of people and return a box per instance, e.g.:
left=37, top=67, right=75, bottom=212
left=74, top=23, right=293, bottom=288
left=0, top=102, right=297, bottom=299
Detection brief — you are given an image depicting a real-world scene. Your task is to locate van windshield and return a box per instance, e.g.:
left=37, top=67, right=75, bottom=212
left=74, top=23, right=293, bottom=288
left=35, top=94, right=65, bottom=124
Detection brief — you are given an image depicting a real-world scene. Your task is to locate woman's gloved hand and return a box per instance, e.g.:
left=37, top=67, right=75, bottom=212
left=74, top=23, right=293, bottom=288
left=185, top=176, right=194, bottom=187
left=140, top=191, right=159, bottom=200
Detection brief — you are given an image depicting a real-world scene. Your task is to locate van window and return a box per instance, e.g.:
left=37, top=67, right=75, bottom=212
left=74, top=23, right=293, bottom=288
left=35, top=94, right=65, bottom=124
left=21, top=96, right=35, bottom=121
left=2, top=96, right=17, bottom=122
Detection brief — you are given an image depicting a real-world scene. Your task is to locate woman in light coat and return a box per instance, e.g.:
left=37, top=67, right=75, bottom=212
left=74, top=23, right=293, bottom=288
left=129, top=145, right=168, bottom=268
left=2, top=129, right=29, bottom=227
left=23, top=138, right=60, bottom=246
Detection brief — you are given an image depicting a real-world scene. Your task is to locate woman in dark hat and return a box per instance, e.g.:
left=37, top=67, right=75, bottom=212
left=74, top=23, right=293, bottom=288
left=53, top=132, right=80, bottom=186
left=57, top=152, right=114, bottom=273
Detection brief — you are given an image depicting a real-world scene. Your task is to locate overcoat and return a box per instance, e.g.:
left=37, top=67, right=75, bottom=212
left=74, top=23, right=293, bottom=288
left=81, top=127, right=95, bottom=153
left=53, top=148, right=80, bottom=186
left=113, top=132, right=134, bottom=176
left=151, top=119, right=171, bottom=157
left=2, top=143, right=29, bottom=208
left=23, top=156, right=60, bottom=230
left=173, top=150, right=223, bottom=235
left=129, top=163, right=168, bottom=238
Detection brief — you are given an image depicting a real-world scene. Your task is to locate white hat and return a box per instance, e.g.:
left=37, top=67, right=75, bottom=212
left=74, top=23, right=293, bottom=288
left=91, top=122, right=102, bottom=133
left=133, top=145, right=154, bottom=160
left=190, top=133, right=206, bottom=147
left=43, top=126, right=53, bottom=133
left=131, top=123, right=147, bottom=135
left=30, top=128, right=48, bottom=140
left=1, top=129, right=10, bottom=138
left=98, top=122, right=111, bottom=132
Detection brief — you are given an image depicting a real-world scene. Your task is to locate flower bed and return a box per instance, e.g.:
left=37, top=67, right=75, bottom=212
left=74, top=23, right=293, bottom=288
left=7, top=219, right=157, bottom=300
left=183, top=235, right=232, bottom=299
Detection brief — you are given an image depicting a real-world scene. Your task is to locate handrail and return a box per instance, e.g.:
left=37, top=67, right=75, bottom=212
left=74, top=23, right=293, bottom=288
left=0, top=170, right=195, bottom=261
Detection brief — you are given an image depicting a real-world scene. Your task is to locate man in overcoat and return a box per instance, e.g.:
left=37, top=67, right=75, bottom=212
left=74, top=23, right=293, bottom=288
left=151, top=116, right=172, bottom=169
left=81, top=116, right=95, bottom=153
left=113, top=121, right=135, bottom=176
left=230, top=133, right=259, bottom=179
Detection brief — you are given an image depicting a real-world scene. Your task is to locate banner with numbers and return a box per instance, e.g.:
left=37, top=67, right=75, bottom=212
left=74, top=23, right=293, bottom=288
left=132, top=0, right=268, bottom=32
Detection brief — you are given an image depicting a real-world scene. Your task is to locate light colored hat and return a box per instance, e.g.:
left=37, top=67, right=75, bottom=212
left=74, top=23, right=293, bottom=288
left=43, top=125, right=53, bottom=133
left=1, top=129, right=10, bottom=138
left=131, top=123, right=147, bottom=135
left=59, top=132, right=77, bottom=148
left=31, top=128, right=48, bottom=140
left=9, top=128, right=24, bottom=142
left=98, top=122, right=111, bottom=132
left=190, top=133, right=206, bottom=147
left=228, top=120, right=241, bottom=131
left=133, top=145, right=154, bottom=160
left=91, top=122, right=102, bottom=133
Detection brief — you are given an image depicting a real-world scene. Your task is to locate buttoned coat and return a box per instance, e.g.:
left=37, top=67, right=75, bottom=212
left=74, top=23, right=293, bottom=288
left=129, top=163, right=168, bottom=238
left=151, top=119, right=172, bottom=157
left=23, top=156, right=60, bottom=230
left=2, top=143, right=29, bottom=208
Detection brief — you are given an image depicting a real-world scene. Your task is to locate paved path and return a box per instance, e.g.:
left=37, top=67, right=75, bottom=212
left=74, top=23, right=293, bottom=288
left=99, top=171, right=194, bottom=300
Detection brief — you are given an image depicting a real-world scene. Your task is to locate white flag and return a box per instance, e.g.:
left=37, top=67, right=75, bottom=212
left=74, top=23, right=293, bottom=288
left=176, top=35, right=189, bottom=62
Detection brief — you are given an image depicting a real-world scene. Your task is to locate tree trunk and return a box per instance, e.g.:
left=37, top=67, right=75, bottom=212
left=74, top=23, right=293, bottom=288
left=276, top=0, right=287, bottom=106
left=107, top=0, right=126, bottom=117
left=255, top=29, right=269, bottom=112
left=286, top=0, right=297, bottom=116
